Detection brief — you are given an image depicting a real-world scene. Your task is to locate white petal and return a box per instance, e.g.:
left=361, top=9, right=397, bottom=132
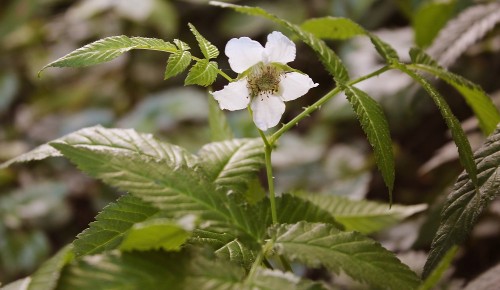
left=225, top=37, right=264, bottom=73
left=251, top=94, right=285, bottom=131
left=264, top=31, right=296, bottom=64
left=212, top=79, right=250, bottom=111
left=279, top=72, right=318, bottom=102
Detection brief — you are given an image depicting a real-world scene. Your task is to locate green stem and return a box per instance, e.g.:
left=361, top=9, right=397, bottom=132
left=264, top=143, right=278, bottom=224
left=269, top=65, right=391, bottom=144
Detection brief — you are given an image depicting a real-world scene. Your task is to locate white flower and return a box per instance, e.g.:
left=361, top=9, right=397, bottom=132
left=212, top=31, right=318, bottom=131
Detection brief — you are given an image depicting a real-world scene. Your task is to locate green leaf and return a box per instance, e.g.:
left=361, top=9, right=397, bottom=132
left=47, top=126, right=264, bottom=242
left=27, top=245, right=74, bottom=290
left=120, top=217, right=194, bottom=252
left=208, top=95, right=234, bottom=142
left=40, top=36, right=176, bottom=73
left=271, top=222, right=421, bottom=290
left=210, top=1, right=349, bottom=83
left=419, top=246, right=458, bottom=290
left=300, top=16, right=399, bottom=62
left=164, top=50, right=192, bottom=79
left=56, top=251, right=187, bottom=289
left=423, top=125, right=500, bottom=277
left=198, top=138, right=264, bottom=194
left=72, top=194, right=159, bottom=257
left=184, top=60, right=219, bottom=86
left=342, top=85, right=395, bottom=199
left=413, top=2, right=455, bottom=47
left=0, top=144, right=61, bottom=169
left=396, top=64, right=478, bottom=186
left=275, top=195, right=342, bottom=229
left=214, top=238, right=256, bottom=269
left=306, top=194, right=427, bottom=234
left=409, top=48, right=500, bottom=135
left=188, top=23, right=220, bottom=59
left=244, top=268, right=326, bottom=290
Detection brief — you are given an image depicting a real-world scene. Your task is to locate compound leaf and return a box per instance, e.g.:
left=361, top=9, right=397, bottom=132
left=185, top=60, right=218, bottom=86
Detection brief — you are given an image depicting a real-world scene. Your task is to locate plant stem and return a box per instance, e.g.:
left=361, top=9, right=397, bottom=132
left=269, top=65, right=391, bottom=144
left=264, top=143, right=278, bottom=224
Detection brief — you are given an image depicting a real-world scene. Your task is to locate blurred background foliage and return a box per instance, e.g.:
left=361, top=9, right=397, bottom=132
left=1, top=0, right=499, bottom=288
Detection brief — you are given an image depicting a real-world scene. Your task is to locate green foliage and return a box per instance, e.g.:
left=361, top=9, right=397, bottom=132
left=342, top=85, right=395, bottom=199
left=413, top=2, right=455, bottom=48
left=300, top=16, right=399, bottom=62
left=409, top=48, right=500, bottom=135
left=396, top=63, right=478, bottom=186
left=306, top=194, right=427, bottom=233
left=210, top=1, right=349, bottom=82
left=208, top=95, right=234, bottom=142
left=164, top=50, right=192, bottom=80
left=27, top=245, right=74, bottom=290
left=73, top=195, right=159, bottom=257
left=423, top=125, right=500, bottom=277
left=188, top=23, right=220, bottom=59
left=419, top=246, right=458, bottom=290
left=270, top=222, right=422, bottom=290
left=40, top=36, right=177, bottom=72
left=184, top=60, right=219, bottom=86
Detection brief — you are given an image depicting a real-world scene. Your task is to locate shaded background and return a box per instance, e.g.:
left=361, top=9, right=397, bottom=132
left=1, top=0, right=499, bottom=288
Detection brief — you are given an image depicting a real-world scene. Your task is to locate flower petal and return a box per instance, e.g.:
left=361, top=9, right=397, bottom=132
left=264, top=31, right=296, bottom=64
left=279, top=72, right=318, bottom=101
left=225, top=37, right=264, bottom=73
left=212, top=79, right=250, bottom=111
left=251, top=94, right=285, bottom=131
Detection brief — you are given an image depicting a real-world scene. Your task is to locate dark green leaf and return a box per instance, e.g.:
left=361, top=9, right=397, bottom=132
left=271, top=222, right=421, bottom=290
left=343, top=85, right=395, bottom=199
left=409, top=48, right=500, bottom=135
left=73, top=195, right=159, bottom=257
left=396, top=64, right=477, bottom=186
left=413, top=2, right=455, bottom=47
left=423, top=125, right=500, bottom=277
left=188, top=23, right=219, bottom=59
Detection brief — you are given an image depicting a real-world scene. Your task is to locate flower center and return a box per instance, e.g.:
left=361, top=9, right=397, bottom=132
left=247, top=64, right=281, bottom=98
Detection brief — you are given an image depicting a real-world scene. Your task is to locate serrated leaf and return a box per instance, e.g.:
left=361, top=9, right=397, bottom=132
left=185, top=60, right=218, bottom=86
left=409, top=48, right=500, bottom=135
left=423, top=125, right=500, bottom=277
left=396, top=64, right=477, bottom=186
left=306, top=194, right=427, bottom=234
left=164, top=50, right=192, bottom=79
left=342, top=85, right=394, bottom=199
left=210, top=1, right=348, bottom=82
left=40, top=36, right=176, bottom=73
left=271, top=222, right=421, bottom=290
left=208, top=95, right=234, bottom=142
left=73, top=194, right=159, bottom=257
left=214, top=239, right=256, bottom=269
left=188, top=23, right=219, bottom=59
left=120, top=217, right=194, bottom=252
left=0, top=144, right=61, bottom=169
left=198, top=138, right=264, bottom=194
left=56, top=251, right=187, bottom=289
left=300, top=16, right=399, bottom=62
left=47, top=126, right=265, bottom=243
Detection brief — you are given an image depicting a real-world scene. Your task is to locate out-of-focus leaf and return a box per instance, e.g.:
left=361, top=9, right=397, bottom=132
left=423, top=125, right=500, bottom=277
left=27, top=245, right=74, bottom=290
left=413, top=2, right=455, bottom=47
left=0, top=72, right=18, bottom=114
left=208, top=95, right=234, bottom=142
left=306, top=194, right=427, bottom=234
left=419, top=246, right=458, bottom=290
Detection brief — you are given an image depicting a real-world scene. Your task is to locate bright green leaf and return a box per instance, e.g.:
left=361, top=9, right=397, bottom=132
left=306, top=194, right=427, bottom=234
left=419, top=246, right=458, bottom=290
left=120, top=217, right=194, bottom=252
left=342, top=85, right=395, bottom=200
left=184, top=60, right=219, bottom=86
left=271, top=222, right=421, bottom=290
left=188, top=23, right=220, bottom=59
left=40, top=36, right=176, bottom=73
left=73, top=195, right=159, bottom=257
left=409, top=48, right=500, bottom=135
left=210, top=1, right=349, bottom=82
left=423, top=125, right=500, bottom=277
left=164, top=50, right=192, bottom=79
left=396, top=64, right=477, bottom=186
